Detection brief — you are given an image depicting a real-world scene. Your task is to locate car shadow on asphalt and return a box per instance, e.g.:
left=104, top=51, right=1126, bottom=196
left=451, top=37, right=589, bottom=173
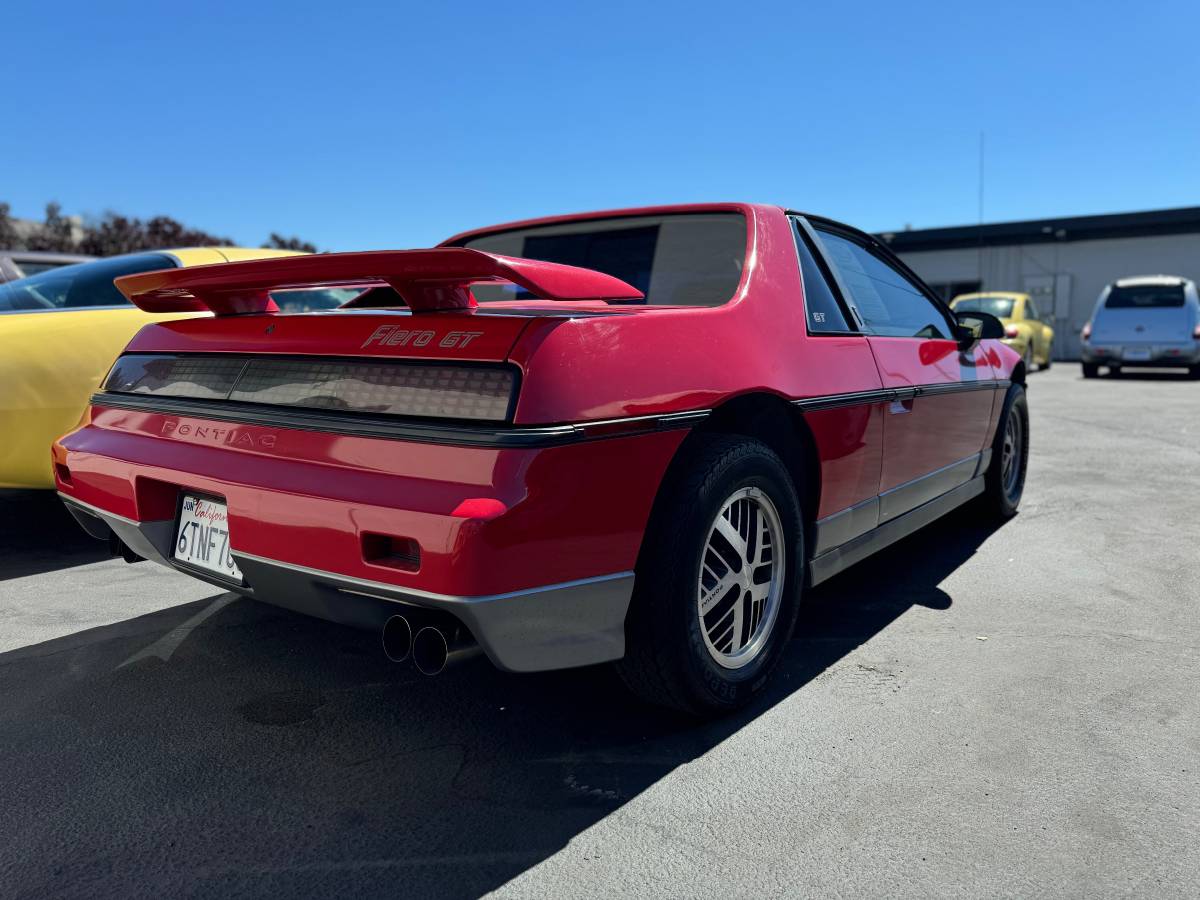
left=0, top=490, right=109, bottom=581
left=0, top=505, right=1007, bottom=898
left=1099, top=370, right=1197, bottom=381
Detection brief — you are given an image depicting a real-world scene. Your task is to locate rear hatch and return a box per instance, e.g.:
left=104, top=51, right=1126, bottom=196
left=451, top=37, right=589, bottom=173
left=1093, top=282, right=1191, bottom=343
left=105, top=308, right=614, bottom=428
left=95, top=248, right=645, bottom=431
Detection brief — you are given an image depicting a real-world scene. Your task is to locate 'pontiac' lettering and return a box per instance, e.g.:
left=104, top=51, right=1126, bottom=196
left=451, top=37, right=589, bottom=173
left=160, top=420, right=276, bottom=449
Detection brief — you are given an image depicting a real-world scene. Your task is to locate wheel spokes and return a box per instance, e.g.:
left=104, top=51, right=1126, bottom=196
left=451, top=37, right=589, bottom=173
left=697, top=488, right=785, bottom=669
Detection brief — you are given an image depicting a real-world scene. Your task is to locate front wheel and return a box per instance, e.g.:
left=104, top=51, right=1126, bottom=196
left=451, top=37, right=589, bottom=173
left=616, top=434, right=803, bottom=716
left=980, top=384, right=1029, bottom=518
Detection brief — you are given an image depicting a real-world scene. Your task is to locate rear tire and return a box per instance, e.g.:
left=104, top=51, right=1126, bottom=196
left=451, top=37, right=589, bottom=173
left=980, top=384, right=1028, bottom=519
left=1188, top=364, right=1200, bottom=380
left=616, top=434, right=803, bottom=717
left=1082, top=363, right=1099, bottom=378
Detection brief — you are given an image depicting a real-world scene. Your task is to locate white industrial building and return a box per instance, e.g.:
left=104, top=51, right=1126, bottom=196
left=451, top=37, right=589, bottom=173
left=879, top=207, right=1200, bottom=360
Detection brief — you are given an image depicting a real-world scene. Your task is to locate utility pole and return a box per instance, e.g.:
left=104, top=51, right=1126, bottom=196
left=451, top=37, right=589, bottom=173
left=977, top=131, right=985, bottom=290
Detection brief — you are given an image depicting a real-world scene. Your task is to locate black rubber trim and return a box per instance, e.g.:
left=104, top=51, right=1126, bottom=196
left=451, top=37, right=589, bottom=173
left=91, top=378, right=1007, bottom=448
left=91, top=392, right=710, bottom=448
left=793, top=379, right=1008, bottom=412
left=809, top=475, right=987, bottom=586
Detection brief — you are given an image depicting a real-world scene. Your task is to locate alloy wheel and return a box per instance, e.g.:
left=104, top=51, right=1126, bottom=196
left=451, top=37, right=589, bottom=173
left=696, top=487, right=785, bottom=669
left=1001, top=407, right=1024, bottom=500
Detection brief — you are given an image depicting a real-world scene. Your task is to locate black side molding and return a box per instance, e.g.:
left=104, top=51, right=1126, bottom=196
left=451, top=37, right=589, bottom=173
left=794, top=379, right=1008, bottom=413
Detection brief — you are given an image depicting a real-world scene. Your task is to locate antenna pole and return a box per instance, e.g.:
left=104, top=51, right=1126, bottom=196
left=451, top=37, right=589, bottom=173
left=977, top=131, right=985, bottom=288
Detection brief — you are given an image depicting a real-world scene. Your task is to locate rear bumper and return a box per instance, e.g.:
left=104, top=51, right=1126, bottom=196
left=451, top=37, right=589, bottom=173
left=62, top=494, right=633, bottom=672
left=54, top=406, right=688, bottom=672
left=1081, top=342, right=1200, bottom=365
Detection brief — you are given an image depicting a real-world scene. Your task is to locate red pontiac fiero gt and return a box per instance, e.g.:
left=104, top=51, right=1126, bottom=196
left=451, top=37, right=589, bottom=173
left=54, top=204, right=1028, bottom=715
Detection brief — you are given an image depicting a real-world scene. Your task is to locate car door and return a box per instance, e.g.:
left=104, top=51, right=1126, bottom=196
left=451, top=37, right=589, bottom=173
left=788, top=217, right=886, bottom=555
left=809, top=223, right=997, bottom=522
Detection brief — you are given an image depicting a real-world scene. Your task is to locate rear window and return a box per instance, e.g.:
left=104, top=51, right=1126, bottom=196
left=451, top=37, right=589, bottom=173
left=1104, top=284, right=1185, bottom=309
left=953, top=296, right=1014, bottom=318
left=456, top=212, right=746, bottom=307
left=0, top=253, right=173, bottom=311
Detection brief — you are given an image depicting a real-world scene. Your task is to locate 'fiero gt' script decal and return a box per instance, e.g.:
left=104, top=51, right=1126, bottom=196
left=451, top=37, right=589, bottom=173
left=362, top=325, right=483, bottom=350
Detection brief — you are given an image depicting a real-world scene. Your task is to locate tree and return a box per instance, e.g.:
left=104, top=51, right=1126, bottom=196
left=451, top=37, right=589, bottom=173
left=1, top=200, right=321, bottom=256
left=144, top=215, right=233, bottom=249
left=0, top=202, right=20, bottom=250
left=77, top=213, right=148, bottom=256
left=263, top=232, right=319, bottom=254
left=25, top=202, right=77, bottom=252
left=77, top=212, right=233, bottom=256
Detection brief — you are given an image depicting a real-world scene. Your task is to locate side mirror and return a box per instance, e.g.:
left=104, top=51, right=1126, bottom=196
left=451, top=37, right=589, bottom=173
left=954, top=310, right=1005, bottom=349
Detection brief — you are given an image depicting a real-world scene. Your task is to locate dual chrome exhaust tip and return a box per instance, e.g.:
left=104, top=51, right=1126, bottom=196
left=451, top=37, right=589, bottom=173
left=381, top=613, right=480, bottom=675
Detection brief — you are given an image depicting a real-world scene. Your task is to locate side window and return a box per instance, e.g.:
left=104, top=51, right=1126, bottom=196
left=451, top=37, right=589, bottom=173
left=815, top=229, right=954, bottom=339
left=1025, top=297, right=1040, bottom=321
left=791, top=219, right=852, bottom=333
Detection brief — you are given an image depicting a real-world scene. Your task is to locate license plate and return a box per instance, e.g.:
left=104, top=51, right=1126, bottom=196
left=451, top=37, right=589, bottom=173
left=173, top=494, right=242, bottom=582
left=1124, top=348, right=1151, bottom=361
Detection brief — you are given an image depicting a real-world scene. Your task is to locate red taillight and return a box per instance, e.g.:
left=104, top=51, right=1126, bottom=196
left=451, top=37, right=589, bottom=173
left=1082, top=322, right=1092, bottom=340
left=1004, top=324, right=1020, bottom=339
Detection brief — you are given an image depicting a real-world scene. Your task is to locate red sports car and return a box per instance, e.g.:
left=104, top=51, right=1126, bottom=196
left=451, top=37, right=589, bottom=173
left=54, top=204, right=1028, bottom=715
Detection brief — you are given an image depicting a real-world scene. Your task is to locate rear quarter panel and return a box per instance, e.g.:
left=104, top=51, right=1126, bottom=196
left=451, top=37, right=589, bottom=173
left=505, top=205, right=888, bottom=520
left=507, top=205, right=885, bottom=424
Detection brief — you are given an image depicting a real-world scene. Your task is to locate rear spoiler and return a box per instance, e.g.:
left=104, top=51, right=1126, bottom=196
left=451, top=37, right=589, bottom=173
left=114, top=248, right=644, bottom=315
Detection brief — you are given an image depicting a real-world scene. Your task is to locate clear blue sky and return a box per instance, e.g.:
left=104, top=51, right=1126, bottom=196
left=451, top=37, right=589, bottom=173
left=4, top=0, right=1198, bottom=250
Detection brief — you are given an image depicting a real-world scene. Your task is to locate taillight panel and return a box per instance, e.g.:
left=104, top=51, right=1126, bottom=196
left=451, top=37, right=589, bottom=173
left=102, top=353, right=517, bottom=423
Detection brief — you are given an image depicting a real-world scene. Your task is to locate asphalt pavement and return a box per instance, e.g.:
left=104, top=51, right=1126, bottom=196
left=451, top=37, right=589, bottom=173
left=1, top=366, right=1197, bottom=898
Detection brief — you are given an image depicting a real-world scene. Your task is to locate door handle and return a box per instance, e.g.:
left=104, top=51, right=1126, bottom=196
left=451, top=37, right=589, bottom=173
left=888, top=398, right=915, bottom=415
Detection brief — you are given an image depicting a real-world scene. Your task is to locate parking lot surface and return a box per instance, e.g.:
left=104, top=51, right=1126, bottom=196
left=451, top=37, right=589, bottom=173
left=1, top=367, right=1197, bottom=898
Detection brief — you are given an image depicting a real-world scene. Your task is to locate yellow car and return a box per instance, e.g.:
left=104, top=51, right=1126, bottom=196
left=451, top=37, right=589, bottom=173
left=951, top=291, right=1054, bottom=371
left=0, top=247, right=355, bottom=489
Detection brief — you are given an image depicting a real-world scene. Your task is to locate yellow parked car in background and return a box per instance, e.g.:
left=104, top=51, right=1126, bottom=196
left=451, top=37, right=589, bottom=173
left=0, top=247, right=356, bottom=489
left=951, top=291, right=1054, bottom=371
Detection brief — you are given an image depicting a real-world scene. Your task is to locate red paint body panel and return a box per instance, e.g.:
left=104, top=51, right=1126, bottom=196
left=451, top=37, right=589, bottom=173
left=805, top=402, right=885, bottom=519
left=56, top=201, right=1020, bottom=609
left=60, top=403, right=685, bottom=595
left=123, top=309, right=539, bottom=363
left=867, top=337, right=997, bottom=491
